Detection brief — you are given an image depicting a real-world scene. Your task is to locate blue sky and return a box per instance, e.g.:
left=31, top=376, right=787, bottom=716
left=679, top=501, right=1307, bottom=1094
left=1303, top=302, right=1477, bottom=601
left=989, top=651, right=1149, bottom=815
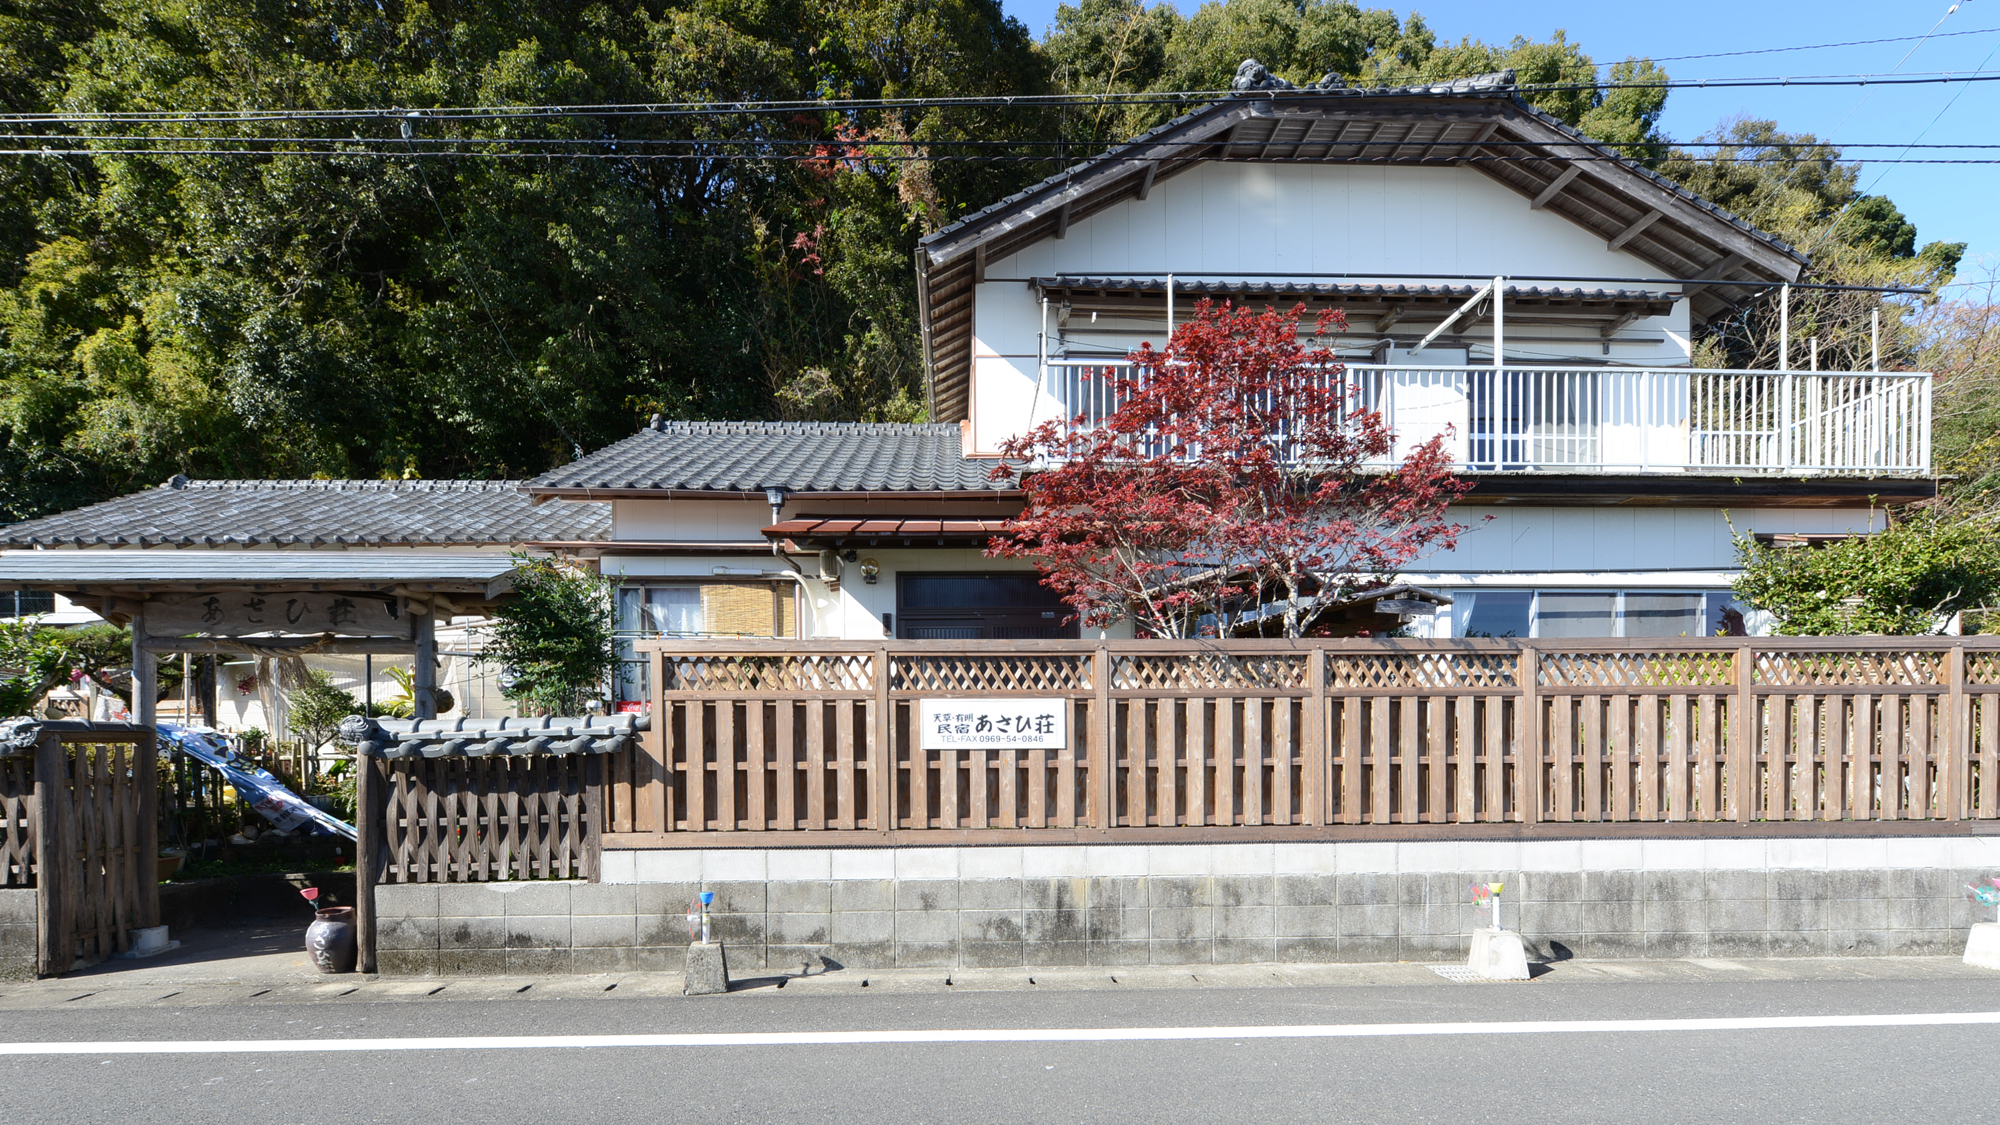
left=997, top=0, right=2000, bottom=290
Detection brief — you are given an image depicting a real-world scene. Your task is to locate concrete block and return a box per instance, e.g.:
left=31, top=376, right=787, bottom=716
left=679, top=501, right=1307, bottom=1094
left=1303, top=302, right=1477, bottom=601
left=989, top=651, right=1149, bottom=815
left=1701, top=870, right=1768, bottom=901
left=574, top=945, right=682, bottom=974
left=1639, top=839, right=1705, bottom=870
left=632, top=849, right=702, bottom=883
left=1581, top=870, right=1640, bottom=903
left=1023, top=878, right=1083, bottom=912
left=765, top=913, right=831, bottom=945
left=1579, top=838, right=1644, bottom=871
left=962, top=909, right=1026, bottom=943
left=1516, top=840, right=1582, bottom=872
left=377, top=915, right=442, bottom=952
left=1703, top=838, right=1767, bottom=869
left=1084, top=876, right=1145, bottom=910
left=375, top=949, right=440, bottom=977
left=1083, top=846, right=1147, bottom=876
left=507, top=947, right=572, bottom=975
left=1148, top=908, right=1213, bottom=941
left=1769, top=869, right=1829, bottom=900
left=1706, top=898, right=1770, bottom=932
left=1825, top=898, right=1891, bottom=930
left=1214, top=905, right=1275, bottom=940
left=1149, top=939, right=1215, bottom=964
left=959, top=879, right=1024, bottom=911
left=1576, top=900, right=1642, bottom=934
left=1884, top=897, right=1927, bottom=930
left=1334, top=873, right=1397, bottom=906
left=959, top=847, right=1024, bottom=880
left=702, top=850, right=767, bottom=882
left=766, top=880, right=831, bottom=914
left=1337, top=936, right=1400, bottom=963
left=1949, top=837, right=2000, bottom=869
left=960, top=940, right=1026, bottom=968
left=894, top=848, right=959, bottom=881
left=1022, top=941, right=1092, bottom=966
left=1147, top=845, right=1212, bottom=876
left=830, top=849, right=895, bottom=880
left=1642, top=931, right=1707, bottom=959
left=1337, top=904, right=1400, bottom=939
left=1022, top=846, right=1089, bottom=878
left=896, top=881, right=959, bottom=912
left=1023, top=908, right=1088, bottom=943
left=1520, top=900, right=1581, bottom=936
left=570, top=914, right=638, bottom=949
left=1210, top=844, right=1275, bottom=875
left=1272, top=843, right=1338, bottom=875
left=1518, top=870, right=1581, bottom=904
left=1706, top=931, right=1773, bottom=959
left=1091, top=940, right=1152, bottom=966
left=1640, top=869, right=1705, bottom=903
left=684, top=942, right=729, bottom=994
left=1824, top=838, right=1891, bottom=870
left=1827, top=930, right=1893, bottom=956
left=1086, top=908, right=1146, bottom=943
left=1275, top=905, right=1339, bottom=938
left=1766, top=929, right=1826, bottom=958
left=766, top=849, right=832, bottom=881
left=1468, top=927, right=1530, bottom=980
left=892, top=942, right=957, bottom=968
left=439, top=917, right=506, bottom=950
left=830, top=880, right=895, bottom=912
left=438, top=948, right=507, bottom=976
left=896, top=909, right=960, bottom=943
left=1214, top=876, right=1276, bottom=907
left=1276, top=874, right=1333, bottom=907
left=569, top=882, right=637, bottom=916
left=1150, top=876, right=1212, bottom=909
left=496, top=881, right=572, bottom=916
left=1397, top=841, right=1461, bottom=872
left=831, top=911, right=895, bottom=945
left=1334, top=842, right=1400, bottom=874
left=1766, top=837, right=1828, bottom=870
left=634, top=882, right=701, bottom=919
left=506, top=914, right=571, bottom=949
left=707, top=881, right=767, bottom=914
left=709, top=913, right=766, bottom=945
left=1212, top=938, right=1277, bottom=964
left=1892, top=929, right=1964, bottom=957
left=1883, top=837, right=1950, bottom=869
left=598, top=850, right=637, bottom=884
left=374, top=884, right=440, bottom=919
left=436, top=884, right=505, bottom=918
left=1276, top=937, right=1342, bottom=963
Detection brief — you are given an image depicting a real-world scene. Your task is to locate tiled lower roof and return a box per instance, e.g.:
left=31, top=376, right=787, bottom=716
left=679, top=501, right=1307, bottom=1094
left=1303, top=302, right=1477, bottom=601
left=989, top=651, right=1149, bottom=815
left=524, top=421, right=1017, bottom=495
left=1, top=478, right=610, bottom=549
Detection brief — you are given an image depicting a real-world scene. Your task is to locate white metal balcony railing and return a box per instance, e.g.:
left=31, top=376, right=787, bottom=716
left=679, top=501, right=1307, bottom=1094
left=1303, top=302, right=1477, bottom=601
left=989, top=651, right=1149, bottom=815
left=1038, top=361, right=1931, bottom=475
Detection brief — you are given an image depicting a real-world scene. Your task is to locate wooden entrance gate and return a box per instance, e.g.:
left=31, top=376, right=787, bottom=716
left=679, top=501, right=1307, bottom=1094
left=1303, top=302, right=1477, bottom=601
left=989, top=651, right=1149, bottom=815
left=0, top=720, right=160, bottom=975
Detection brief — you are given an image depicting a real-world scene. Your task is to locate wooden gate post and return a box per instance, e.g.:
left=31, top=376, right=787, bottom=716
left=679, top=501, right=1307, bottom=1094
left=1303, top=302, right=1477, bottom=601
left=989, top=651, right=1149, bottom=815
left=354, top=754, right=385, bottom=974
left=31, top=734, right=69, bottom=977
left=135, top=729, right=160, bottom=929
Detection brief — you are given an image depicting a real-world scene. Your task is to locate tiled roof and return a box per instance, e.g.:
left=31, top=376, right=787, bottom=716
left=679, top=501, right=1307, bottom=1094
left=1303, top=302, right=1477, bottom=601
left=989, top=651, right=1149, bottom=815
left=523, top=421, right=1017, bottom=495
left=0, top=478, right=610, bottom=549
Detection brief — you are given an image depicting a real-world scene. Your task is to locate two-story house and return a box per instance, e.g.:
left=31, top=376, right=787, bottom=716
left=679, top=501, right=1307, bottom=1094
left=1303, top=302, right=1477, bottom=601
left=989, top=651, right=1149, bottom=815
left=522, top=70, right=1935, bottom=698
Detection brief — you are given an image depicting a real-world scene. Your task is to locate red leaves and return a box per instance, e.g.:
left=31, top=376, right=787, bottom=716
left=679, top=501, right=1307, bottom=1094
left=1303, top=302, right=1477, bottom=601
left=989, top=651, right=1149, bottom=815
left=989, top=300, right=1471, bottom=638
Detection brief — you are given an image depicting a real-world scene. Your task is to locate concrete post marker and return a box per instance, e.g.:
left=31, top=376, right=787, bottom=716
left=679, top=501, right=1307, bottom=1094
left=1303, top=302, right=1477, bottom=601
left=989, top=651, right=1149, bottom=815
left=685, top=942, right=729, bottom=995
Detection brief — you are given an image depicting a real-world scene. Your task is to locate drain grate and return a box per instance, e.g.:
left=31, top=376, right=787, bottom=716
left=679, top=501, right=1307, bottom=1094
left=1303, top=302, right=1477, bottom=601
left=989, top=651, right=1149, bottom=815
left=1429, top=965, right=1530, bottom=983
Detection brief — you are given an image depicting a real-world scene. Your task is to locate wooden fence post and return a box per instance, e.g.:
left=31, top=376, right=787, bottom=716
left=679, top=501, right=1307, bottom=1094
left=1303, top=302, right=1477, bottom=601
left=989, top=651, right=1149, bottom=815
left=1303, top=644, right=1327, bottom=826
left=354, top=754, right=384, bottom=974
left=1092, top=644, right=1113, bottom=830
left=32, top=734, right=69, bottom=977
left=1520, top=646, right=1542, bottom=824
left=873, top=645, right=894, bottom=837
left=1949, top=644, right=1969, bottom=820
left=582, top=753, right=604, bottom=882
left=1733, top=642, right=1755, bottom=824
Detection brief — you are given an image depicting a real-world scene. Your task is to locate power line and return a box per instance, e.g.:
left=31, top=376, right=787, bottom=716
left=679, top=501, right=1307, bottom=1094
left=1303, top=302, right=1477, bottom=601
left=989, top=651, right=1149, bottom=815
left=7, top=69, right=2000, bottom=126
left=14, top=146, right=2000, bottom=164
left=5, top=133, right=1998, bottom=149
left=1583, top=26, right=2000, bottom=67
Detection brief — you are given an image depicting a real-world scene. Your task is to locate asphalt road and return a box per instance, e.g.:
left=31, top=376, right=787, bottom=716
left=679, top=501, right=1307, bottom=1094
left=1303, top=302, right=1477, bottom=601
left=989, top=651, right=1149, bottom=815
left=5, top=971, right=1999, bottom=1124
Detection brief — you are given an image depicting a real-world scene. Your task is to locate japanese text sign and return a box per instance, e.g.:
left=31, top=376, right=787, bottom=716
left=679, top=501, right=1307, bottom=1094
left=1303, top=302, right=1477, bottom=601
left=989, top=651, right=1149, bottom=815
left=918, top=699, right=1067, bottom=750
left=143, top=592, right=404, bottom=638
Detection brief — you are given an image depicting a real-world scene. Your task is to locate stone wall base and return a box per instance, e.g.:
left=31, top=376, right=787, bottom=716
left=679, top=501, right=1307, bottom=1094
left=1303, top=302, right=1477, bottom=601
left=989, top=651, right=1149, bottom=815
left=0, top=887, right=35, bottom=981
left=369, top=838, right=1999, bottom=976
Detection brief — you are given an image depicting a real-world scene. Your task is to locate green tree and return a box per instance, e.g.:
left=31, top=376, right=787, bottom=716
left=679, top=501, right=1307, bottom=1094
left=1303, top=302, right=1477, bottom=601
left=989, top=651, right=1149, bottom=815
left=487, top=555, right=618, bottom=716
left=1732, top=513, right=2000, bottom=635
left=286, top=667, right=361, bottom=754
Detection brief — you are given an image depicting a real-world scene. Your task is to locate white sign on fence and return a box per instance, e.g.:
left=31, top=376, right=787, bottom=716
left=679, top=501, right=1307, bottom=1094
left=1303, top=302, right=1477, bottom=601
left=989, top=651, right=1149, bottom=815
left=918, top=698, right=1068, bottom=750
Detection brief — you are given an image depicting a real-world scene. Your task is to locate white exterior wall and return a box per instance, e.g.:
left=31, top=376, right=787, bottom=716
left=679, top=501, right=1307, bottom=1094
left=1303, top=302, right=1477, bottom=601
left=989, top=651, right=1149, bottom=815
left=967, top=162, right=1694, bottom=455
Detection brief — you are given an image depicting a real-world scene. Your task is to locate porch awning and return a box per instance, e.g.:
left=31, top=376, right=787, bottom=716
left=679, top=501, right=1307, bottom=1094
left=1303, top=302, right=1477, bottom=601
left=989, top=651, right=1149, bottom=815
left=337, top=713, right=648, bottom=759
left=0, top=549, right=520, bottom=591
left=764, top=518, right=1014, bottom=549
left=1032, top=277, right=1681, bottom=323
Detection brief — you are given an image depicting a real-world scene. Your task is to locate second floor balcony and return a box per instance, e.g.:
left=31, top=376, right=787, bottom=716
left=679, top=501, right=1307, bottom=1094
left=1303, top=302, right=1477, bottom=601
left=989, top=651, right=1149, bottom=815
left=1040, top=360, right=1931, bottom=476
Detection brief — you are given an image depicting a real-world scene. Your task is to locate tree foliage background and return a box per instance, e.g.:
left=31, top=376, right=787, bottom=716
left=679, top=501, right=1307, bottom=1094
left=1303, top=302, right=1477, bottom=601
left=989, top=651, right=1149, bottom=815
left=0, top=0, right=1984, bottom=529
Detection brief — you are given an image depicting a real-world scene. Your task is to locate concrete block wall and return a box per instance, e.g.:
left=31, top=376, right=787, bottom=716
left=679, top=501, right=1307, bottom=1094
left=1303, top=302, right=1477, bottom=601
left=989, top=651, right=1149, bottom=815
left=366, top=838, right=2000, bottom=976
left=0, top=888, right=33, bottom=981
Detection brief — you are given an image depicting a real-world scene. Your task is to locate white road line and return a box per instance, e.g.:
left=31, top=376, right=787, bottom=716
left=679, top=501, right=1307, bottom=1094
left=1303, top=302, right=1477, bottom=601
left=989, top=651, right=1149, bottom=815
left=6, top=1011, right=2000, bottom=1055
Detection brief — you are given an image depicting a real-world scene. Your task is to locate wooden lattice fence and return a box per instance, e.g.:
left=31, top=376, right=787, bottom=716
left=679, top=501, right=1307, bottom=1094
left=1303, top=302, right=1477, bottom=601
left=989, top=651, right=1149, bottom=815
left=601, top=638, right=2000, bottom=842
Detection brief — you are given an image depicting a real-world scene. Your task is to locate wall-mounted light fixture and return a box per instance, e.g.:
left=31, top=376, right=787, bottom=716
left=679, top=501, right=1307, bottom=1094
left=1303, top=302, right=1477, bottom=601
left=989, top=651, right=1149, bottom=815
left=859, top=558, right=880, bottom=584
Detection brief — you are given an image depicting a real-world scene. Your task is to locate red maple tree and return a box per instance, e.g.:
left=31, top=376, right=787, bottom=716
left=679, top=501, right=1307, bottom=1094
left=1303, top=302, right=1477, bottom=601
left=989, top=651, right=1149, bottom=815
left=989, top=300, right=1474, bottom=638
